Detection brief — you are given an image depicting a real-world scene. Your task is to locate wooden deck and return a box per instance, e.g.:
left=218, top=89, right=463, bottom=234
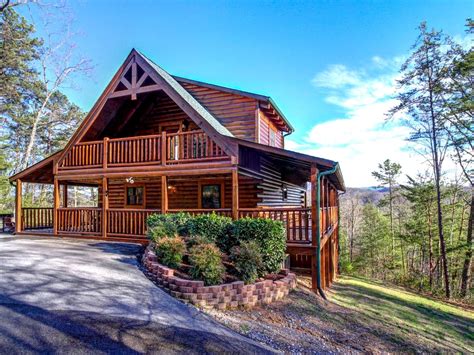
left=58, top=130, right=228, bottom=171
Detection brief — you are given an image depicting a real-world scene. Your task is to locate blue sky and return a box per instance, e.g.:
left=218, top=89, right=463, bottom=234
left=22, top=0, right=472, bottom=186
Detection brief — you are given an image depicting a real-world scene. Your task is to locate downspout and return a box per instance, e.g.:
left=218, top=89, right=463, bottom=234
left=337, top=189, right=346, bottom=275
left=316, top=162, right=339, bottom=299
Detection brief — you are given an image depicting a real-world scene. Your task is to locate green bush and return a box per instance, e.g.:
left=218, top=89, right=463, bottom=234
left=154, top=236, right=186, bottom=268
left=147, top=213, right=191, bottom=242
left=230, top=240, right=263, bottom=284
left=231, top=217, right=286, bottom=275
left=185, top=213, right=232, bottom=251
left=189, top=242, right=225, bottom=285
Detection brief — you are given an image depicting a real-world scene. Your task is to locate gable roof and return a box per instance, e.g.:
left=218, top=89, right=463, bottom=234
left=57, top=49, right=238, bottom=167
left=138, top=52, right=234, bottom=138
left=173, top=76, right=294, bottom=133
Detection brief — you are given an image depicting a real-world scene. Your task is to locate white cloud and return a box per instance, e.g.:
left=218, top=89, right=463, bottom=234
left=287, top=57, right=429, bottom=187
left=311, top=64, right=362, bottom=89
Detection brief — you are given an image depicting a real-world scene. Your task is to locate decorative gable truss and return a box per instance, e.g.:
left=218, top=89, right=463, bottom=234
left=108, top=55, right=160, bottom=100
left=56, top=50, right=239, bottom=171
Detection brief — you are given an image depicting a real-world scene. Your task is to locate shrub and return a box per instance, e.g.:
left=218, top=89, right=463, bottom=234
left=147, top=213, right=191, bottom=242
left=185, top=235, right=212, bottom=249
left=230, top=240, right=263, bottom=284
left=189, top=242, right=225, bottom=285
left=171, top=212, right=192, bottom=236
left=147, top=214, right=177, bottom=242
left=231, top=217, right=286, bottom=275
left=154, top=236, right=186, bottom=268
left=185, top=213, right=232, bottom=251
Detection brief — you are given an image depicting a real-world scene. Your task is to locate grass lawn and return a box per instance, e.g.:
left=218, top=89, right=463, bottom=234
left=207, top=275, right=474, bottom=353
left=330, top=276, right=473, bottom=353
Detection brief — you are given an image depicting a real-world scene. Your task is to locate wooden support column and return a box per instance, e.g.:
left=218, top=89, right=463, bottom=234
left=103, top=137, right=109, bottom=169
left=161, top=131, right=167, bottom=165
left=102, top=177, right=108, bottom=238
left=63, top=183, right=68, bottom=208
left=15, top=179, right=22, bottom=233
left=161, top=175, right=168, bottom=214
left=53, top=178, right=60, bottom=235
left=231, top=169, right=239, bottom=220
left=310, top=164, right=319, bottom=292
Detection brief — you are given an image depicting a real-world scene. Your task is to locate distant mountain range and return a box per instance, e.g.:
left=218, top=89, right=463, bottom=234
left=341, top=187, right=388, bottom=205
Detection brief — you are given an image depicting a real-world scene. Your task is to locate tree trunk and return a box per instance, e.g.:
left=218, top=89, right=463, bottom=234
left=460, top=191, right=473, bottom=298
left=21, top=91, right=53, bottom=170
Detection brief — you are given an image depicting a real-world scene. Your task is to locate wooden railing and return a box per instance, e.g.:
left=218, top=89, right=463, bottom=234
left=168, top=208, right=232, bottom=217
left=107, top=208, right=160, bottom=238
left=61, top=141, right=103, bottom=168
left=166, top=131, right=227, bottom=163
left=59, top=130, right=228, bottom=169
left=20, top=206, right=338, bottom=243
left=238, top=208, right=312, bottom=243
left=108, top=134, right=161, bottom=166
left=321, top=206, right=338, bottom=235
left=57, top=208, right=102, bottom=235
left=22, top=207, right=53, bottom=230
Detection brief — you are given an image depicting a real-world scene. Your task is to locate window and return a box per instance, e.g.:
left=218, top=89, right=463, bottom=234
left=126, top=186, right=144, bottom=206
left=201, top=184, right=222, bottom=209
left=269, top=129, right=276, bottom=147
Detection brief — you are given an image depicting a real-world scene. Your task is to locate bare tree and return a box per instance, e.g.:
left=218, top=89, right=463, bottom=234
left=19, top=7, right=91, bottom=170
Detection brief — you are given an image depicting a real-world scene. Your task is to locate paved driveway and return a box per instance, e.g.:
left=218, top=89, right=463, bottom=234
left=0, top=235, right=272, bottom=354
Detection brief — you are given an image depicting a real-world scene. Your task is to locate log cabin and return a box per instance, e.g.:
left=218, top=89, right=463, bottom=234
left=9, top=49, right=345, bottom=294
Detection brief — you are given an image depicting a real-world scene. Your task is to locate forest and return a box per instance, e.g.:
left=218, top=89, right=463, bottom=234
left=339, top=20, right=473, bottom=303
left=1, top=5, right=472, bottom=302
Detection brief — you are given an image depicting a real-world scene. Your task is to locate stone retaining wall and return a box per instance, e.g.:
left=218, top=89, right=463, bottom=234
left=142, top=246, right=297, bottom=310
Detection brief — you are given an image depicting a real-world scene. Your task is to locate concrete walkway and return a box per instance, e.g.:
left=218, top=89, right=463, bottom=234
left=0, top=235, right=273, bottom=353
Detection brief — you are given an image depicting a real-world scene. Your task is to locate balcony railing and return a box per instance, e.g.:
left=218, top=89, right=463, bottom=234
left=59, top=130, right=228, bottom=169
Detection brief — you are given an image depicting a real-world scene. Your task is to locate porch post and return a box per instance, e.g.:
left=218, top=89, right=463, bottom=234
left=231, top=169, right=239, bottom=220
left=53, top=178, right=60, bottom=235
left=15, top=179, right=22, bottom=233
left=63, top=183, right=68, bottom=208
left=102, top=177, right=108, bottom=238
left=310, top=164, right=319, bottom=292
left=161, top=175, right=168, bottom=214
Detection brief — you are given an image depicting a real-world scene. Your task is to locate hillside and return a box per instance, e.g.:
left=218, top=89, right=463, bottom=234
left=207, top=275, right=474, bottom=353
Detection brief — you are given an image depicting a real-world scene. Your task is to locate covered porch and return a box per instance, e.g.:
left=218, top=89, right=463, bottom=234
left=10, top=142, right=342, bottom=293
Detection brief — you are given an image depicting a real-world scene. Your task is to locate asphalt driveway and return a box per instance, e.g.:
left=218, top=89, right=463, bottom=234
left=0, top=235, right=272, bottom=354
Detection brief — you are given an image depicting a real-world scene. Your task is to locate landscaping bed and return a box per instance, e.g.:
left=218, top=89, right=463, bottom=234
left=142, top=212, right=297, bottom=309
left=143, top=245, right=296, bottom=309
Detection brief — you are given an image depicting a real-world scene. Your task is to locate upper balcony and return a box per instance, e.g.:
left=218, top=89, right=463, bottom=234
left=58, top=130, right=228, bottom=171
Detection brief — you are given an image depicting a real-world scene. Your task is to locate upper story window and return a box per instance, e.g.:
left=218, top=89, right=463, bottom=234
left=126, top=186, right=144, bottom=207
left=269, top=129, right=276, bottom=147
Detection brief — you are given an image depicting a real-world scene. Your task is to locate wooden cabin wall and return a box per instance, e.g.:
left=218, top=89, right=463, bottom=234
left=99, top=178, right=162, bottom=209
left=238, top=175, right=261, bottom=208
left=258, top=110, right=284, bottom=148
left=119, top=92, right=198, bottom=137
left=179, top=82, right=257, bottom=142
left=100, top=174, right=261, bottom=211
left=257, top=158, right=305, bottom=207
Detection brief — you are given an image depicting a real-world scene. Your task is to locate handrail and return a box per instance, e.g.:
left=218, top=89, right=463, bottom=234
left=58, top=207, right=101, bottom=210
left=59, top=130, right=228, bottom=169
left=108, top=133, right=162, bottom=142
